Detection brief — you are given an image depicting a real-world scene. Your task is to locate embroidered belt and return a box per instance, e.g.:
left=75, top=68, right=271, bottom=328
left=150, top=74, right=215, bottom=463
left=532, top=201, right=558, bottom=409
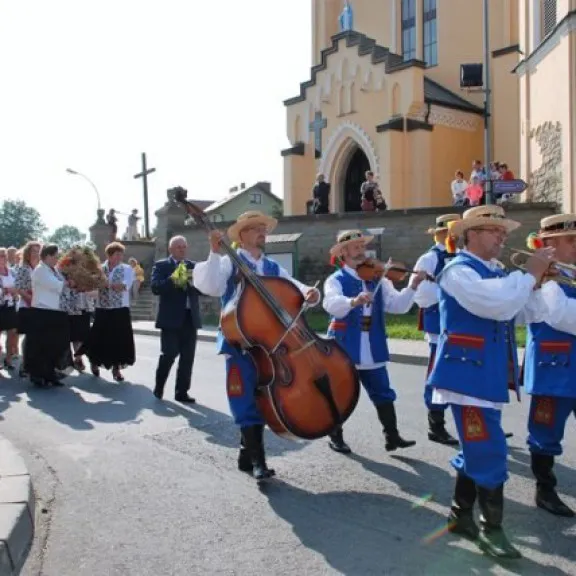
left=328, top=316, right=372, bottom=332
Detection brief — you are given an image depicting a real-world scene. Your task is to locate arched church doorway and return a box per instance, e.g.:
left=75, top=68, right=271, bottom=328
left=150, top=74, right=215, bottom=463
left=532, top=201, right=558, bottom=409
left=342, top=146, right=370, bottom=212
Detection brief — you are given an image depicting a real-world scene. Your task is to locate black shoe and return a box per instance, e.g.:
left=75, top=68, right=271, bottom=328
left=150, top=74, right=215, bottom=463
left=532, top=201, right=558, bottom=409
left=447, top=474, right=479, bottom=541
left=30, top=377, right=49, bottom=388
left=90, top=364, right=100, bottom=377
left=376, top=403, right=416, bottom=451
left=241, top=425, right=275, bottom=481
left=153, top=388, right=163, bottom=399
left=428, top=409, right=459, bottom=446
left=477, top=485, right=521, bottom=559
left=3, top=360, right=14, bottom=371
left=175, top=393, right=196, bottom=404
left=112, top=368, right=124, bottom=382
left=328, top=427, right=352, bottom=454
left=531, top=453, right=574, bottom=517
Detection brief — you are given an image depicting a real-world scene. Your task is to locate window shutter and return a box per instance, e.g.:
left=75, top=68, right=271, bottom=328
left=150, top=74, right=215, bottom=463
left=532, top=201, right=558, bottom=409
left=543, top=0, right=557, bottom=37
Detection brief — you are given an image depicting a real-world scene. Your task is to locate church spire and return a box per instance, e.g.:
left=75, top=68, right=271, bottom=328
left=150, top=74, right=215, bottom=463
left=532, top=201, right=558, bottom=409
left=339, top=0, right=353, bottom=32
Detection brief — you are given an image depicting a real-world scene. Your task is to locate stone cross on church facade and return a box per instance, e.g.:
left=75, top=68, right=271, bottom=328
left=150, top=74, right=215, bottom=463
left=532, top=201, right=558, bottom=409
left=309, top=111, right=327, bottom=159
left=133, top=152, right=156, bottom=239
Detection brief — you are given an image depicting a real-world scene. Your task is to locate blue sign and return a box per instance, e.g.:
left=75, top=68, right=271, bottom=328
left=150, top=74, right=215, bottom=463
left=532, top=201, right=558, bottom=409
left=493, top=179, right=527, bottom=195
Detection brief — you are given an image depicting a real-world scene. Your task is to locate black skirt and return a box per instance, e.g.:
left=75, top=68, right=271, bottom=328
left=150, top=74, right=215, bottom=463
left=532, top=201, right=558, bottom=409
left=17, top=307, right=32, bottom=335
left=24, top=308, right=70, bottom=379
left=69, top=311, right=91, bottom=343
left=83, top=307, right=135, bottom=369
left=0, top=304, right=18, bottom=331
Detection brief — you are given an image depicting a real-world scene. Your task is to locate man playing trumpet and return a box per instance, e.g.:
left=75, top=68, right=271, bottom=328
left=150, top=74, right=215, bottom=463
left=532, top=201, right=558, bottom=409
left=427, top=206, right=554, bottom=559
left=522, top=214, right=576, bottom=518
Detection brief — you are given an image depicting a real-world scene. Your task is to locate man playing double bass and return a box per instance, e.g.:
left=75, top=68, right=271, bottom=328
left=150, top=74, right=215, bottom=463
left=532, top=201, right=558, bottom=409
left=193, top=211, right=321, bottom=482
left=322, top=230, right=427, bottom=454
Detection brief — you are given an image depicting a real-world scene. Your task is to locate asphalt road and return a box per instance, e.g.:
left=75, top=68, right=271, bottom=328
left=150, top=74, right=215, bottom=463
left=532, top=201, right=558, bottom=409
left=1, top=336, right=575, bottom=576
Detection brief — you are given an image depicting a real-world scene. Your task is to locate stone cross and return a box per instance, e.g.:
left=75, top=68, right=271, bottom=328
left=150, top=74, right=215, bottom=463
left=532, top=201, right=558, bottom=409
left=133, top=152, right=156, bottom=238
left=309, top=111, right=327, bottom=159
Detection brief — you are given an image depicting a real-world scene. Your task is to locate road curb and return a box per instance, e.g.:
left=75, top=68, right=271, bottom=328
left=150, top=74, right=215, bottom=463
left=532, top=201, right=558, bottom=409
left=0, top=435, right=35, bottom=576
left=133, top=328, right=430, bottom=366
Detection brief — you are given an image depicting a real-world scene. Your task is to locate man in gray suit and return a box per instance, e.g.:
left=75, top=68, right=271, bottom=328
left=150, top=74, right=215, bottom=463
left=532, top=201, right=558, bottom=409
left=151, top=236, right=202, bottom=403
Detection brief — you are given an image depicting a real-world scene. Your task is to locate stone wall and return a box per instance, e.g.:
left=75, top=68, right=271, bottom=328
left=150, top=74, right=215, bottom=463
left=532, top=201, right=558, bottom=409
left=153, top=202, right=558, bottom=323
left=530, top=121, right=563, bottom=203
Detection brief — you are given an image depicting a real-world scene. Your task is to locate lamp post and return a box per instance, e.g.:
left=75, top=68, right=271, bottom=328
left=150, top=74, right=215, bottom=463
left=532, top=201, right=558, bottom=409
left=66, top=168, right=102, bottom=211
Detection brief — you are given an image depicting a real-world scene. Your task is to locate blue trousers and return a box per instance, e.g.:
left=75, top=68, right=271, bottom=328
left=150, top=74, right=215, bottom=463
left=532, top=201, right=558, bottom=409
left=450, top=405, right=508, bottom=489
left=527, top=395, right=576, bottom=457
left=359, top=366, right=396, bottom=405
left=424, top=343, right=447, bottom=410
left=225, top=350, right=264, bottom=427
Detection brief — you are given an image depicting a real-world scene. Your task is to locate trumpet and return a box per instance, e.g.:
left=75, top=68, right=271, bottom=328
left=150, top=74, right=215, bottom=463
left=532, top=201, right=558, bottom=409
left=508, top=249, right=576, bottom=286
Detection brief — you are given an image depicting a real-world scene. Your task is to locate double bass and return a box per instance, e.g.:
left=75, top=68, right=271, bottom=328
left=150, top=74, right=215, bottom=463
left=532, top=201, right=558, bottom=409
left=174, top=189, right=360, bottom=440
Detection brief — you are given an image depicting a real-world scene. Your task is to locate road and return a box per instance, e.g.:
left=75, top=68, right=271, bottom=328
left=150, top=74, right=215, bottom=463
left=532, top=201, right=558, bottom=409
left=1, top=336, right=575, bottom=576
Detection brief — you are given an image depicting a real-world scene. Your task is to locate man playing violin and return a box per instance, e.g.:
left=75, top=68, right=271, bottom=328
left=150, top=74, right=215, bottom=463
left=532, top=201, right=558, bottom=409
left=411, top=214, right=460, bottom=446
left=193, top=211, right=321, bottom=482
left=427, top=205, right=554, bottom=559
left=522, top=214, right=576, bottom=518
left=322, top=230, right=427, bottom=454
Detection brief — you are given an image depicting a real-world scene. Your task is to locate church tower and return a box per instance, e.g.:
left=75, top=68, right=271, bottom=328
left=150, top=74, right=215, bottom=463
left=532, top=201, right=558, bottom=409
left=282, top=1, right=521, bottom=216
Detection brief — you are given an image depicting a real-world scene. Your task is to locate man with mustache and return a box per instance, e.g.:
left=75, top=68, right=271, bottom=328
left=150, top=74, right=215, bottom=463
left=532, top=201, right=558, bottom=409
left=427, top=205, right=554, bottom=559
left=322, top=230, right=427, bottom=454
left=193, top=211, right=320, bottom=482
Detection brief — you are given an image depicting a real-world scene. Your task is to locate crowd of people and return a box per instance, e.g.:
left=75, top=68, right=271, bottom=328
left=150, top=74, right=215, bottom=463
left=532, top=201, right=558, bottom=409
left=451, top=160, right=516, bottom=207
left=0, top=240, right=140, bottom=388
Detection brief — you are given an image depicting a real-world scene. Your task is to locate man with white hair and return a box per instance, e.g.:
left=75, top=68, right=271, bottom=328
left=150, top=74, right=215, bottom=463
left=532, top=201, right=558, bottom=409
left=151, top=235, right=202, bottom=403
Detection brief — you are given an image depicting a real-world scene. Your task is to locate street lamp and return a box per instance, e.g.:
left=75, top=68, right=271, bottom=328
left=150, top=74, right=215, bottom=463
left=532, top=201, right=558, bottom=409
left=66, top=168, right=102, bottom=211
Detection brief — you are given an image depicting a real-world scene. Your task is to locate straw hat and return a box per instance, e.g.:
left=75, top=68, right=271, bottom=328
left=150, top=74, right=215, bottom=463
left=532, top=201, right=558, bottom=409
left=329, top=229, right=374, bottom=257
left=449, top=205, right=521, bottom=237
left=537, top=214, right=576, bottom=238
left=427, top=214, right=461, bottom=234
left=227, top=211, right=278, bottom=243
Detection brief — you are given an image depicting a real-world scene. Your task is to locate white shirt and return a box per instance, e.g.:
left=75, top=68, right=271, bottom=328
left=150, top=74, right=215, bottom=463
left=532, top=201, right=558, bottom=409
left=322, top=265, right=416, bottom=369
left=451, top=180, right=468, bottom=202
left=31, top=261, right=65, bottom=311
left=0, top=270, right=16, bottom=306
left=410, top=243, right=445, bottom=344
left=431, top=250, right=541, bottom=410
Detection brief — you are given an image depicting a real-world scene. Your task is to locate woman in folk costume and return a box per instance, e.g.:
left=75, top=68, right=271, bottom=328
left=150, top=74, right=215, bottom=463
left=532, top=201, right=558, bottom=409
left=83, top=242, right=135, bottom=381
left=27, top=244, right=72, bottom=387
left=193, top=211, right=321, bottom=482
left=323, top=230, right=427, bottom=453
left=14, top=241, right=41, bottom=378
left=0, top=247, right=19, bottom=371
left=411, top=215, right=460, bottom=446
left=426, top=205, right=554, bottom=559
left=520, top=214, right=576, bottom=518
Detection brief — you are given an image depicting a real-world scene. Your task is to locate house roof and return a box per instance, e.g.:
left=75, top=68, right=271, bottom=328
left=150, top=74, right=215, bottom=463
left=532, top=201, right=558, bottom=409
left=205, top=182, right=282, bottom=213
left=284, top=30, right=482, bottom=116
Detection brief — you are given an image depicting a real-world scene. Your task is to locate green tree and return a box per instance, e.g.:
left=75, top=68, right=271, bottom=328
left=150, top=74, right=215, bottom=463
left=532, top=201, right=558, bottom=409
left=0, top=200, right=47, bottom=248
left=47, top=225, right=87, bottom=251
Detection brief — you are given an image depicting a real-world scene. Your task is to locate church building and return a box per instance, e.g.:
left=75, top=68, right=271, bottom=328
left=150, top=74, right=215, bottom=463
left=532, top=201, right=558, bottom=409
left=282, top=0, right=522, bottom=215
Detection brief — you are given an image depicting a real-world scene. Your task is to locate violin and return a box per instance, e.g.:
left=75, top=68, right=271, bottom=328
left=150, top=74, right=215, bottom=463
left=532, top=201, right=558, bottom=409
left=356, top=258, right=435, bottom=284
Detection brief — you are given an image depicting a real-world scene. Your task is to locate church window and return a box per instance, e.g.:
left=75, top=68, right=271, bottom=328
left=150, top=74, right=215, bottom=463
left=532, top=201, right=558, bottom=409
left=401, top=0, right=416, bottom=61
left=423, top=0, right=437, bottom=66
left=542, top=0, right=557, bottom=38
left=249, top=193, right=262, bottom=205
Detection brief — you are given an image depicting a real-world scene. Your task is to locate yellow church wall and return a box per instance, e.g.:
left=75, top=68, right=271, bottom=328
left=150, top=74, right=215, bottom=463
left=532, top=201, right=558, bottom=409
left=283, top=153, right=316, bottom=216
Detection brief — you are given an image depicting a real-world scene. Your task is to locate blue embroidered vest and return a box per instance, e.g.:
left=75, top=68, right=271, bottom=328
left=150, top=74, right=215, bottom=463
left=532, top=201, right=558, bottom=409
left=216, top=255, right=281, bottom=355
left=418, top=245, right=454, bottom=335
left=427, top=253, right=519, bottom=403
left=524, top=278, right=576, bottom=398
left=326, top=269, right=389, bottom=365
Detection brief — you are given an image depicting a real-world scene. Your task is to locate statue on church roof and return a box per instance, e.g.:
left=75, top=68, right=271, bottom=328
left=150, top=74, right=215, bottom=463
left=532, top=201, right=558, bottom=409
left=339, top=1, right=353, bottom=32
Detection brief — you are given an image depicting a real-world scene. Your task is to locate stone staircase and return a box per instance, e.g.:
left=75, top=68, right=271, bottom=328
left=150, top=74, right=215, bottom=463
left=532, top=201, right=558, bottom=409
left=130, top=284, right=156, bottom=321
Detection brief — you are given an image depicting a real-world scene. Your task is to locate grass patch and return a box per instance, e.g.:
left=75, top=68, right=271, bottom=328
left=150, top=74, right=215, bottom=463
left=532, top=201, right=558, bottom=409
left=202, top=309, right=527, bottom=346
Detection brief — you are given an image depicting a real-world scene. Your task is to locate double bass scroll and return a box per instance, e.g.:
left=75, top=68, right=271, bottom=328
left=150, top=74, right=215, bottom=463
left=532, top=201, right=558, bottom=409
left=173, top=189, right=361, bottom=441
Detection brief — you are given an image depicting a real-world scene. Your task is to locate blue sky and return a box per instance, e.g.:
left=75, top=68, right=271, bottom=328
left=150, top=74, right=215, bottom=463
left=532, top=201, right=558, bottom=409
left=0, top=0, right=311, bottom=235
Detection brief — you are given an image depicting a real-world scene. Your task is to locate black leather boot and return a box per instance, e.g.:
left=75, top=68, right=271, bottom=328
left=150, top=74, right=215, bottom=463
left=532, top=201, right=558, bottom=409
left=447, top=474, right=479, bottom=541
left=531, top=452, right=574, bottom=517
left=428, top=409, right=459, bottom=446
left=237, top=431, right=253, bottom=473
left=328, top=427, right=352, bottom=454
left=240, top=425, right=275, bottom=481
left=376, top=403, right=416, bottom=451
left=477, top=485, right=521, bottom=559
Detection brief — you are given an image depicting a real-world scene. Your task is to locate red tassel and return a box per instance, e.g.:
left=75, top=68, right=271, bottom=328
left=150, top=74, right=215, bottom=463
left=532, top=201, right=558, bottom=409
left=526, top=232, right=544, bottom=250
left=330, top=255, right=343, bottom=269
left=446, top=235, right=456, bottom=254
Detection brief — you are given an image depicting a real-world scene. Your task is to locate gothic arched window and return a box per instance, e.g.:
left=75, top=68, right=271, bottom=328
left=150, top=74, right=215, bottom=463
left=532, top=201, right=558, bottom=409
left=401, top=0, right=416, bottom=61
left=423, top=0, right=438, bottom=66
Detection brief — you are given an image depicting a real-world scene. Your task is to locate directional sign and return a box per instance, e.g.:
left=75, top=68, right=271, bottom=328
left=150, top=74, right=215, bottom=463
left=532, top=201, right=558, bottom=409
left=493, top=179, right=527, bottom=195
